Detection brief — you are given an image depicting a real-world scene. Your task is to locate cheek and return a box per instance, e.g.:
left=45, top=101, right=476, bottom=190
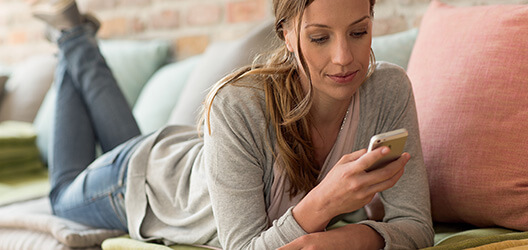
left=350, top=40, right=373, bottom=71
left=291, top=42, right=315, bottom=76
left=360, top=47, right=371, bottom=66
left=360, top=37, right=373, bottom=64
left=298, top=44, right=328, bottom=72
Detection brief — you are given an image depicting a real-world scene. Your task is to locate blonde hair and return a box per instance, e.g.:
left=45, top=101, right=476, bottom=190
left=202, top=0, right=376, bottom=198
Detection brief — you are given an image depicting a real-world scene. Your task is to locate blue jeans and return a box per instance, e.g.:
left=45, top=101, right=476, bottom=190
left=48, top=24, right=143, bottom=232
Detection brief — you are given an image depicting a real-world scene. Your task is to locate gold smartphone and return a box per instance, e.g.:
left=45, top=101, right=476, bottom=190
left=366, top=128, right=408, bottom=172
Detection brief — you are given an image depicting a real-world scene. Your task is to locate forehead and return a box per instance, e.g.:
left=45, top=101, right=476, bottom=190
left=303, top=0, right=370, bottom=25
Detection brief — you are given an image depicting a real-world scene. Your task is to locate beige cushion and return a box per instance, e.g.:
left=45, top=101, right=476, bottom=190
left=167, top=19, right=279, bottom=126
left=0, top=55, right=57, bottom=123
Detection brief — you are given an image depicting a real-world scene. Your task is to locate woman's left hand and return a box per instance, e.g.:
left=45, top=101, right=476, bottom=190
left=278, top=224, right=384, bottom=250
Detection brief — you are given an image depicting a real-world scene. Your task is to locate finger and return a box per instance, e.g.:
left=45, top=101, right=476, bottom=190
left=366, top=153, right=409, bottom=193
left=370, top=163, right=405, bottom=193
left=337, top=149, right=367, bottom=165
left=368, top=152, right=410, bottom=175
left=278, top=239, right=302, bottom=250
left=355, top=146, right=391, bottom=171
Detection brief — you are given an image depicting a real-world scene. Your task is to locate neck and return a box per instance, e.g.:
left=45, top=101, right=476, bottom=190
left=310, top=97, right=351, bottom=129
left=309, top=97, right=351, bottom=167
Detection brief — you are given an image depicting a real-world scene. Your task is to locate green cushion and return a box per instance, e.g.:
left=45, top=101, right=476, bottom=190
left=34, top=39, right=172, bottom=163
left=416, top=223, right=528, bottom=249
left=98, top=39, right=172, bottom=107
left=33, top=88, right=54, bottom=164
left=436, top=228, right=519, bottom=246
left=133, top=55, right=202, bottom=134
left=0, top=63, right=11, bottom=77
left=371, top=28, right=418, bottom=70
left=433, top=222, right=479, bottom=245
left=422, top=228, right=528, bottom=250
left=102, top=235, right=208, bottom=250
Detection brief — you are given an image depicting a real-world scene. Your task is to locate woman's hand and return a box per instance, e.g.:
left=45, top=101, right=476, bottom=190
left=292, top=147, right=409, bottom=233
left=278, top=224, right=385, bottom=250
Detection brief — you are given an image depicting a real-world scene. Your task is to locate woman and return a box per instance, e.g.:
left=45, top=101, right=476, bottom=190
left=32, top=0, right=434, bottom=249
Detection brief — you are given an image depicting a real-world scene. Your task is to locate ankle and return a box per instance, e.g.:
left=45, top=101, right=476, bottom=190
left=31, top=0, right=83, bottom=31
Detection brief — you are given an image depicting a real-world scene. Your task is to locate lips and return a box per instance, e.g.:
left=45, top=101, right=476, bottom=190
left=327, top=71, right=359, bottom=83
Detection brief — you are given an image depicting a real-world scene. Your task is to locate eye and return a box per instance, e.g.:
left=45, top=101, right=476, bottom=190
left=351, top=31, right=368, bottom=38
left=310, top=36, right=329, bottom=44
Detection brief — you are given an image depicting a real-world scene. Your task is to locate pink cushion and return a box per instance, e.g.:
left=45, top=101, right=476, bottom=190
left=407, top=0, right=528, bottom=230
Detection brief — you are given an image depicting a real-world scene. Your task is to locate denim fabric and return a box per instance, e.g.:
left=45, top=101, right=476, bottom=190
left=51, top=136, right=144, bottom=231
left=48, top=24, right=143, bottom=231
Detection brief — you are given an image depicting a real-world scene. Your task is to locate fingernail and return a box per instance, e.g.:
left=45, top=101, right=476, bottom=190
left=403, top=153, right=411, bottom=161
left=381, top=147, right=390, bottom=154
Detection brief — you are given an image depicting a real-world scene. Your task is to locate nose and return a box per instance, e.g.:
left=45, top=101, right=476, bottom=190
left=332, top=37, right=354, bottom=66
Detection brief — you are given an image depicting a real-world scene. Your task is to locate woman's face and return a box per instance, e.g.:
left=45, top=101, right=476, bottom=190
left=284, top=0, right=372, bottom=105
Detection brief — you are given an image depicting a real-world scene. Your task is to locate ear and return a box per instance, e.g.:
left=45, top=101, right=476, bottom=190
left=282, top=28, right=294, bottom=53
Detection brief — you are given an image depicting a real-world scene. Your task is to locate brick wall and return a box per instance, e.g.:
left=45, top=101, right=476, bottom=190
left=0, top=0, right=527, bottom=65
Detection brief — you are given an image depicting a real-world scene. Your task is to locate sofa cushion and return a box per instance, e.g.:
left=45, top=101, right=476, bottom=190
left=166, top=21, right=418, bottom=127
left=102, top=235, right=208, bottom=249
left=98, top=39, right=172, bottom=107
left=0, top=54, right=57, bottom=123
left=34, top=39, right=172, bottom=163
left=427, top=228, right=528, bottom=250
left=133, top=55, right=202, bottom=134
left=167, top=19, right=279, bottom=126
left=371, top=28, right=418, bottom=70
left=0, top=76, right=7, bottom=100
left=407, top=0, right=528, bottom=230
left=0, top=64, right=11, bottom=77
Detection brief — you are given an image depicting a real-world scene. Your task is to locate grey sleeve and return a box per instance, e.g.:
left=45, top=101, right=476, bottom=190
left=355, top=63, right=434, bottom=249
left=203, top=85, right=307, bottom=250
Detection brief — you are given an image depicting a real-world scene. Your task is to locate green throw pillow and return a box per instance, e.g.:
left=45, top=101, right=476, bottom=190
left=371, top=28, right=418, bottom=70
left=34, top=39, right=172, bottom=163
left=99, top=39, right=172, bottom=107
left=133, top=55, right=202, bottom=134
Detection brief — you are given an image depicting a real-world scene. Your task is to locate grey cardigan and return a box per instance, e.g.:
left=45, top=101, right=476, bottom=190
left=125, top=62, right=434, bottom=249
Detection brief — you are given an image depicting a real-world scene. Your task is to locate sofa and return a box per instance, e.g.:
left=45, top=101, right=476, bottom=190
left=0, top=0, right=527, bottom=249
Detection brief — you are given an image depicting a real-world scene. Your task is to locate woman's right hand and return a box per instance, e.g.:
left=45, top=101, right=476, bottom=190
left=291, top=147, right=409, bottom=233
